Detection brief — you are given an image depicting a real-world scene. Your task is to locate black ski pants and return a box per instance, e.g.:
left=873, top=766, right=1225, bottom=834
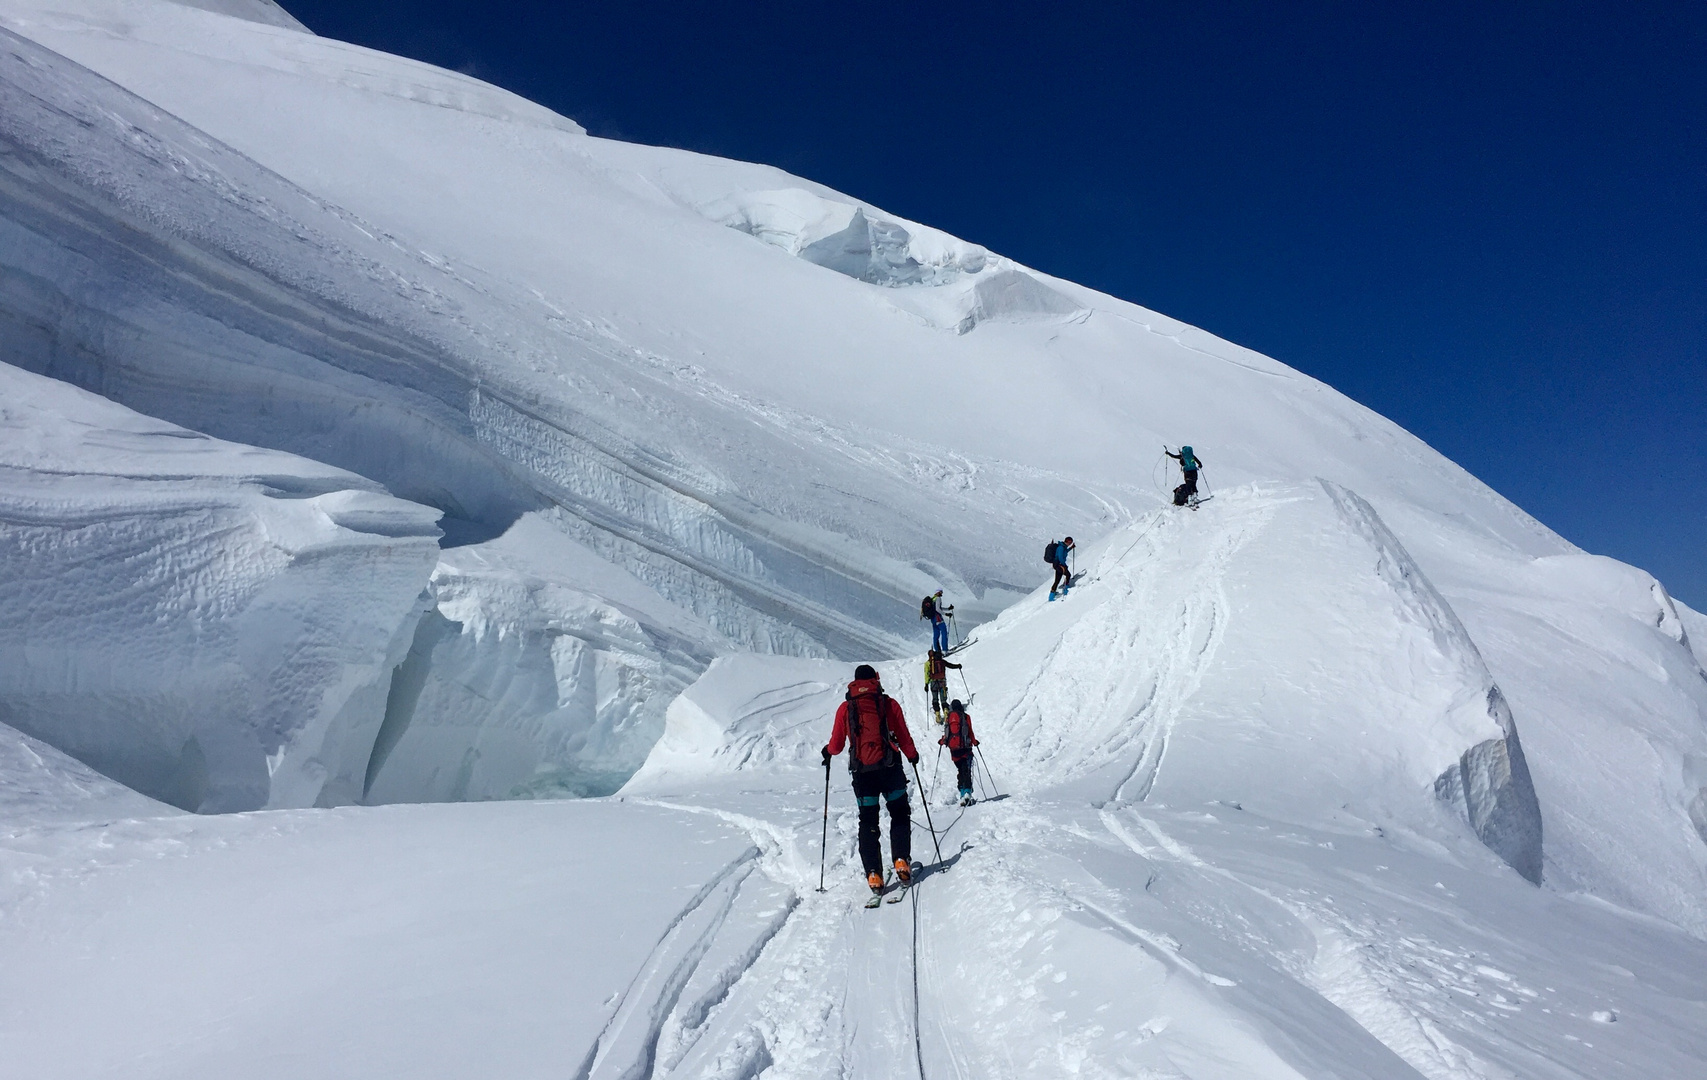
left=1051, top=560, right=1070, bottom=591
left=851, top=763, right=911, bottom=873
left=952, top=749, right=974, bottom=793
left=1173, top=470, right=1200, bottom=506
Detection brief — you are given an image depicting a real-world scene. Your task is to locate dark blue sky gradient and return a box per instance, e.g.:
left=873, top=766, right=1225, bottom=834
left=284, top=1, right=1706, bottom=605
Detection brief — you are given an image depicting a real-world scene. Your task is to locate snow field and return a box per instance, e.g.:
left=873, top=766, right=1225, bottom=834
left=0, top=797, right=769, bottom=1080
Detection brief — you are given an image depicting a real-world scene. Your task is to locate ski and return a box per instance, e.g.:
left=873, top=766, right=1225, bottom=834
left=886, top=880, right=911, bottom=903
left=1187, top=495, right=1215, bottom=511
left=942, top=637, right=977, bottom=656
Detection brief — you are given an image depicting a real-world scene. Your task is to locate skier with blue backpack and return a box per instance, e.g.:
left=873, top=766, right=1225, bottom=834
left=1166, top=446, right=1204, bottom=507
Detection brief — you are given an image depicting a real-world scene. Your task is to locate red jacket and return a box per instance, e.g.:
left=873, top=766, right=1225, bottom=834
left=826, top=678, right=918, bottom=765
left=940, top=709, right=978, bottom=752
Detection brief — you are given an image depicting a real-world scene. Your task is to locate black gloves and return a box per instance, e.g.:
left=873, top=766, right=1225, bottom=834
left=821, top=746, right=832, bottom=767
left=907, top=753, right=920, bottom=766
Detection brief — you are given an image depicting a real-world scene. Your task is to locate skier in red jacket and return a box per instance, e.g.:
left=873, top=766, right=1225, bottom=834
left=823, top=664, right=921, bottom=895
left=940, top=699, right=979, bottom=806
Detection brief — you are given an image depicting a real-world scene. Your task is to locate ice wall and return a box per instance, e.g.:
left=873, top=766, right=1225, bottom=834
left=0, top=362, right=441, bottom=812
left=0, top=25, right=1051, bottom=663
left=362, top=512, right=729, bottom=803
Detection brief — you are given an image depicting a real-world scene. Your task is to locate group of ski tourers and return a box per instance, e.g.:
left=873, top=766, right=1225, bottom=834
left=818, top=591, right=983, bottom=904
left=820, top=447, right=1208, bottom=904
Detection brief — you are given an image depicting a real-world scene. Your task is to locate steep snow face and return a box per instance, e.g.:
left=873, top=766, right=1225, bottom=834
left=0, top=0, right=1562, bottom=655
left=636, top=483, right=1545, bottom=880
left=161, top=0, right=305, bottom=32
left=0, top=363, right=441, bottom=812
left=0, top=719, right=177, bottom=824
left=362, top=511, right=731, bottom=804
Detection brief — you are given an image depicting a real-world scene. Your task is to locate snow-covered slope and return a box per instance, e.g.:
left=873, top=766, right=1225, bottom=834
left=616, top=539, right=1707, bottom=1078
left=0, top=0, right=1702, bottom=925
left=1, top=0, right=1705, bottom=1074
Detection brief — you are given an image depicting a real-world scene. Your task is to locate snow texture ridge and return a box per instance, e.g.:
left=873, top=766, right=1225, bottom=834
left=0, top=362, right=442, bottom=812
left=639, top=482, right=1543, bottom=880
left=0, top=718, right=178, bottom=824
left=162, top=0, right=306, bottom=33
left=362, top=511, right=731, bottom=804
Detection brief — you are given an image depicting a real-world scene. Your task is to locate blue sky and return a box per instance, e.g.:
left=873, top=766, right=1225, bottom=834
left=284, top=1, right=1705, bottom=606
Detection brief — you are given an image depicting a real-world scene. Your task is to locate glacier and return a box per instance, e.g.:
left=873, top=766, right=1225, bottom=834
left=1, top=0, right=1705, bottom=1076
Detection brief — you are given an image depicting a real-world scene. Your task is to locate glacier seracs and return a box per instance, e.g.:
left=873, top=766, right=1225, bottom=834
left=0, top=1, right=1705, bottom=1075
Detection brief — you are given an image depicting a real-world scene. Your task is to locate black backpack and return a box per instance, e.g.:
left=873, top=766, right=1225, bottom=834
left=1043, top=540, right=1057, bottom=564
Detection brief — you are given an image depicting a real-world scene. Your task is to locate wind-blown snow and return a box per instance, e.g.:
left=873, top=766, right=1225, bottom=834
left=0, top=362, right=442, bottom=811
left=161, top=0, right=305, bottom=32
left=0, top=0, right=1705, bottom=1074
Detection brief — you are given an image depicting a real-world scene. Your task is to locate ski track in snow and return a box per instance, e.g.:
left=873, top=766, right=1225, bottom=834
left=1099, top=807, right=1504, bottom=1080
left=2, top=5, right=1706, bottom=1077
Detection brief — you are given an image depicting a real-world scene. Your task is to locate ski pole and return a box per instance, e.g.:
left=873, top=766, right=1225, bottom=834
left=817, top=760, right=831, bottom=892
left=975, top=745, right=1003, bottom=797
left=949, top=611, right=962, bottom=647
left=931, top=742, right=944, bottom=799
left=973, top=752, right=992, bottom=800
left=910, top=758, right=944, bottom=864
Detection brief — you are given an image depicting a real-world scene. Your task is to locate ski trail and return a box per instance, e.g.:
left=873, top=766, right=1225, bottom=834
left=578, top=847, right=761, bottom=1080
left=982, top=495, right=1271, bottom=797
left=843, top=890, right=923, bottom=1079
left=630, top=792, right=934, bottom=1079
left=1106, top=504, right=1248, bottom=803
left=1100, top=807, right=1510, bottom=1080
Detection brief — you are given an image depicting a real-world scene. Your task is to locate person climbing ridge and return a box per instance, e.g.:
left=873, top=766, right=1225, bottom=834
left=920, top=590, right=953, bottom=653
left=924, top=648, right=962, bottom=720
left=1166, top=445, right=1203, bottom=507
left=1046, top=537, right=1075, bottom=599
left=822, top=664, right=921, bottom=903
left=939, top=699, right=979, bottom=806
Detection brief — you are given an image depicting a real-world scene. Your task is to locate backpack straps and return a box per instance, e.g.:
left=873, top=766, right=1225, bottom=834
left=845, top=690, right=897, bottom=771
